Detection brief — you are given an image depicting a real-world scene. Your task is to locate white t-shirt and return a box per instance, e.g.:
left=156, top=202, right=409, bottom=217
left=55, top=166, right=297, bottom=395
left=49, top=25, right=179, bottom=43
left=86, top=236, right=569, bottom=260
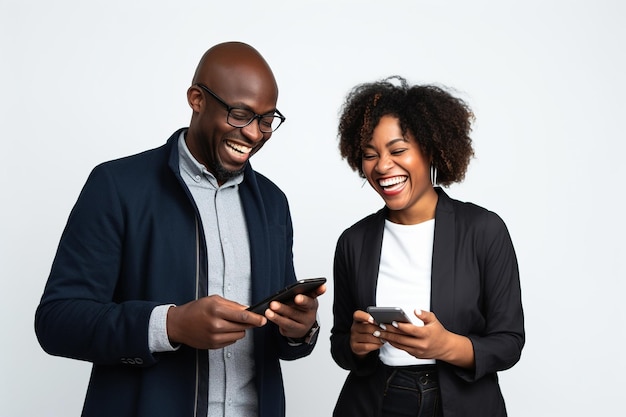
left=376, top=218, right=436, bottom=366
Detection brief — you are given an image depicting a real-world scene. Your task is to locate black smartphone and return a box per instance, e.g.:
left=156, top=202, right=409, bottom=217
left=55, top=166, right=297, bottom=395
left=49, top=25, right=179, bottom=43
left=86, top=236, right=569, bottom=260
left=246, top=277, right=326, bottom=314
left=366, top=306, right=412, bottom=324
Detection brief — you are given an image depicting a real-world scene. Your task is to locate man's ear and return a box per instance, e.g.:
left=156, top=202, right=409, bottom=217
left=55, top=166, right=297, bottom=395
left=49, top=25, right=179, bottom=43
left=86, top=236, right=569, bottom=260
left=187, top=85, right=203, bottom=112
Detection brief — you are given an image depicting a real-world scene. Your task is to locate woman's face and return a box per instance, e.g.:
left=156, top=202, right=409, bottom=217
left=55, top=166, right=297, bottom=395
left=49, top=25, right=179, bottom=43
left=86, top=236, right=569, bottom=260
left=361, top=115, right=437, bottom=224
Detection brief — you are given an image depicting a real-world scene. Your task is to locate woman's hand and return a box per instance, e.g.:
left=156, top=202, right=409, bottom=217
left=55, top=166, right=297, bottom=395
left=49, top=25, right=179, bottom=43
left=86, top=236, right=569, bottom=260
left=378, top=309, right=475, bottom=369
left=349, top=310, right=384, bottom=358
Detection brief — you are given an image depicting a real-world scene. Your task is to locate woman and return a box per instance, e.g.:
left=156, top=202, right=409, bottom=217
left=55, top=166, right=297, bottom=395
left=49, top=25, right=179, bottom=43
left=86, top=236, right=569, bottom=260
left=330, top=76, right=524, bottom=417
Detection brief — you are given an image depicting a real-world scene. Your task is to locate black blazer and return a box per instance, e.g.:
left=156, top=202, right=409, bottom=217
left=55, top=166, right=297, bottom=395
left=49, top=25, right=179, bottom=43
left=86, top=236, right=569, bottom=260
left=331, top=188, right=524, bottom=417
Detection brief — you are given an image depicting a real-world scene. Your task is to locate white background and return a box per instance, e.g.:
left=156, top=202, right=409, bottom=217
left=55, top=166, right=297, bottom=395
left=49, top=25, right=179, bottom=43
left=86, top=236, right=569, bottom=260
left=2, top=1, right=625, bottom=416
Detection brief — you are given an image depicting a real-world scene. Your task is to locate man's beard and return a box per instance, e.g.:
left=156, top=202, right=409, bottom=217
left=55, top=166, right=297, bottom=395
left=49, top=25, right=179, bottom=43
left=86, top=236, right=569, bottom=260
left=212, top=160, right=246, bottom=184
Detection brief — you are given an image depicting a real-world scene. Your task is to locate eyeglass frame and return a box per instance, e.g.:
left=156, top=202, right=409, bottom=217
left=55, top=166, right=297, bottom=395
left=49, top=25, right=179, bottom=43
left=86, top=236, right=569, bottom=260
left=194, top=83, right=286, bottom=133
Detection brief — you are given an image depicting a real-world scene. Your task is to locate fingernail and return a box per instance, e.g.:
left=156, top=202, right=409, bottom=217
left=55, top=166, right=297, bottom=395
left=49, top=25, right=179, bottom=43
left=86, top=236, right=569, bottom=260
left=391, top=321, right=399, bottom=328
left=373, top=330, right=381, bottom=337
left=379, top=323, right=387, bottom=330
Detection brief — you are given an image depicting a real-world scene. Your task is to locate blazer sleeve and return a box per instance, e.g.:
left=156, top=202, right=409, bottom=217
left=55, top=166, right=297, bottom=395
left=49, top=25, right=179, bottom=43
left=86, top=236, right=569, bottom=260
left=35, top=164, right=159, bottom=366
left=465, top=212, right=525, bottom=381
left=330, top=230, right=380, bottom=375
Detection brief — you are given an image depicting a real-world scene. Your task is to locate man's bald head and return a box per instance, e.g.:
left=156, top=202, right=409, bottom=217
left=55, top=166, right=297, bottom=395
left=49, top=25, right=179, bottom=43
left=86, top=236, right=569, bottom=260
left=192, top=41, right=278, bottom=99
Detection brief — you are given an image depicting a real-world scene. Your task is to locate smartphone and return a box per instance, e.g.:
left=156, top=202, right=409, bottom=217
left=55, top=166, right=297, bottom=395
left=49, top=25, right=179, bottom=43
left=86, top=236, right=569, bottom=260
left=366, top=306, right=412, bottom=324
left=247, top=277, right=326, bottom=314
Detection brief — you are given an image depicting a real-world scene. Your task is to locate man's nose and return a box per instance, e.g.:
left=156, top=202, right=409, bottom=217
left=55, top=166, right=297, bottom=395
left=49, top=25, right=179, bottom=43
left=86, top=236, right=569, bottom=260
left=240, top=118, right=266, bottom=143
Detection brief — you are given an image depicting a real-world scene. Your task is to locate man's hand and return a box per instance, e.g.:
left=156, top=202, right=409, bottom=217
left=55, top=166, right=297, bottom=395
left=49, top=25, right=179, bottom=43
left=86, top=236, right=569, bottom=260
left=166, top=295, right=267, bottom=350
left=264, top=284, right=326, bottom=339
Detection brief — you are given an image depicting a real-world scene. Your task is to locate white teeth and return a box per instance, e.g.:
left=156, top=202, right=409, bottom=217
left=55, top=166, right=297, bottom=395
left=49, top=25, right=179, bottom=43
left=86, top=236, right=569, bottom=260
left=227, top=141, right=252, bottom=154
left=379, top=176, right=407, bottom=187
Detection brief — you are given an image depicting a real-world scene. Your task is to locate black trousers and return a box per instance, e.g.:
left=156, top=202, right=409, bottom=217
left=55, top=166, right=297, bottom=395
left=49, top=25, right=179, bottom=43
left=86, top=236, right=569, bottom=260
left=382, top=365, right=443, bottom=417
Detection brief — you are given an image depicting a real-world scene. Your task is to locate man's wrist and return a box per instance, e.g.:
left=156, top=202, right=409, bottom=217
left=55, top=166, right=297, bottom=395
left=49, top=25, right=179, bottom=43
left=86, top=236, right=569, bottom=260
left=286, top=320, right=320, bottom=346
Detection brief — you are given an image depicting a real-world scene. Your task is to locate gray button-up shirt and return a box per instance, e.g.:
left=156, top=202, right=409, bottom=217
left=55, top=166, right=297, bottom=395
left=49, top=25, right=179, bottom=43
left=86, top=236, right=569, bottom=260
left=148, top=132, right=258, bottom=416
left=177, top=133, right=257, bottom=416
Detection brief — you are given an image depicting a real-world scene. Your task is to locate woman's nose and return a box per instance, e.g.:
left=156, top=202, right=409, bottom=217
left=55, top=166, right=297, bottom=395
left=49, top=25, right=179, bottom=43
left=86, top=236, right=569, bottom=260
left=375, top=154, right=393, bottom=172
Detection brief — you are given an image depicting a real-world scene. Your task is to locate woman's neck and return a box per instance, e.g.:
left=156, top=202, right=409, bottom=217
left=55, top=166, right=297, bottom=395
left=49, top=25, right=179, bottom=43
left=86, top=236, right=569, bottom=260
left=387, top=188, right=439, bottom=225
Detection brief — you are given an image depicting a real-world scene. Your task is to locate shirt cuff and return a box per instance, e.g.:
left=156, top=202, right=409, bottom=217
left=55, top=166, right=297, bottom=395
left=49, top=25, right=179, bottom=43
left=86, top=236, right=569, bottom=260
left=148, top=304, right=179, bottom=353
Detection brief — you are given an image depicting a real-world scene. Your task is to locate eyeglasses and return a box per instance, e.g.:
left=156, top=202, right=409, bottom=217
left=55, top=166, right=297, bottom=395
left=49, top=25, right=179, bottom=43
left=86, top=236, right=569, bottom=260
left=195, top=83, right=286, bottom=133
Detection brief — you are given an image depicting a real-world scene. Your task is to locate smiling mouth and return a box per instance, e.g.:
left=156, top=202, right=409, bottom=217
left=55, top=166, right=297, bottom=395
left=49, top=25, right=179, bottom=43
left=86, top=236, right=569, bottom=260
left=378, top=175, right=408, bottom=190
left=226, top=140, right=253, bottom=155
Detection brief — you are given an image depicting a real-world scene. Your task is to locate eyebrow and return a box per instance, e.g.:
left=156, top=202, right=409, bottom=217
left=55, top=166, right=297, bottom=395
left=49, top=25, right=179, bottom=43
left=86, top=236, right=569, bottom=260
left=229, top=101, right=278, bottom=116
left=363, top=137, right=408, bottom=149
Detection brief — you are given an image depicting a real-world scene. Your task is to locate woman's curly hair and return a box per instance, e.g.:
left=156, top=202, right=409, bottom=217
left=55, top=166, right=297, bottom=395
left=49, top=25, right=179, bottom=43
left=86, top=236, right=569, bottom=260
left=337, top=76, right=475, bottom=186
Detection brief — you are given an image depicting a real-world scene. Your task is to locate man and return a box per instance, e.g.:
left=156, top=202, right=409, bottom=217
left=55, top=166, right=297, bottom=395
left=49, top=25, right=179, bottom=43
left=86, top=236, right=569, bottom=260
left=35, top=41, right=325, bottom=417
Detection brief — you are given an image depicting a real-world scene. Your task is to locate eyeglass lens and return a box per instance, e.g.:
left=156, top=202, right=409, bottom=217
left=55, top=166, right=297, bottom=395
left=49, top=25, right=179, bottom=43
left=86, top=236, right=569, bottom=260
left=227, top=109, right=282, bottom=133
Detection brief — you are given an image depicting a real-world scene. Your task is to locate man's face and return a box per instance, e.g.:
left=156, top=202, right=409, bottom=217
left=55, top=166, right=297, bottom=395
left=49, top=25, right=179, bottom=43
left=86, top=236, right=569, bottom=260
left=187, top=69, right=279, bottom=184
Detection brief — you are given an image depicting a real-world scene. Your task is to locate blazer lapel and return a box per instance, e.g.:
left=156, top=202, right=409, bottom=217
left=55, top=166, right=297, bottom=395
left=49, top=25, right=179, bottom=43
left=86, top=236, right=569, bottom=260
left=358, top=209, right=387, bottom=307
left=431, top=188, right=456, bottom=327
left=238, top=164, right=271, bottom=302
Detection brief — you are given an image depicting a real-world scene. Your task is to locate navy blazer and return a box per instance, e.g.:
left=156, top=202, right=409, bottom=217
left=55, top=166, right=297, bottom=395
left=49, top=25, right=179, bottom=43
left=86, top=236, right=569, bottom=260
left=331, top=188, right=524, bottom=417
left=35, top=129, right=314, bottom=417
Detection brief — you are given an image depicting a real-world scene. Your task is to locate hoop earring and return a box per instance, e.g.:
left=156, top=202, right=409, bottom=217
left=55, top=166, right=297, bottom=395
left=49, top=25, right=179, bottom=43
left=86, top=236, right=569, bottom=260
left=430, top=165, right=438, bottom=186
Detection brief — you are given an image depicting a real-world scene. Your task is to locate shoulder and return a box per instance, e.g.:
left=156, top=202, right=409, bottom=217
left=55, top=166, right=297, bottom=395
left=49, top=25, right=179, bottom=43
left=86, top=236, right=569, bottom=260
left=81, top=137, right=179, bottom=202
left=337, top=208, right=385, bottom=244
left=89, top=129, right=181, bottom=181
left=345, top=209, right=383, bottom=231
left=93, top=143, right=169, bottom=177
left=243, top=167, right=289, bottom=208
left=250, top=170, right=287, bottom=198
left=438, top=189, right=512, bottom=242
